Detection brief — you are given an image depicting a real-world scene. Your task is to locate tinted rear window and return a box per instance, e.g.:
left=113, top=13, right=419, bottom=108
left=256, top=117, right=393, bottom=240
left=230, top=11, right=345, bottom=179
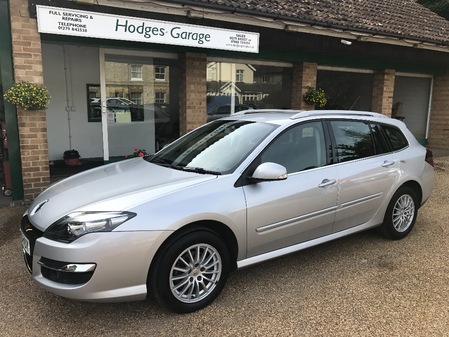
left=382, top=125, right=408, bottom=151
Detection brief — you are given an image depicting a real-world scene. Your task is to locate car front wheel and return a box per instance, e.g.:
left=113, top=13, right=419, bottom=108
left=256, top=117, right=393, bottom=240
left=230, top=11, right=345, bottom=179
left=149, top=228, right=230, bottom=313
left=379, top=186, right=418, bottom=240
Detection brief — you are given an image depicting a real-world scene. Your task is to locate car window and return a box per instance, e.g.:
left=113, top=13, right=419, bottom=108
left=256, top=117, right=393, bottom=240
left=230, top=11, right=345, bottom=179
left=330, top=120, right=375, bottom=162
left=382, top=125, right=408, bottom=151
left=261, top=121, right=326, bottom=173
left=370, top=123, right=390, bottom=154
left=150, top=120, right=277, bottom=174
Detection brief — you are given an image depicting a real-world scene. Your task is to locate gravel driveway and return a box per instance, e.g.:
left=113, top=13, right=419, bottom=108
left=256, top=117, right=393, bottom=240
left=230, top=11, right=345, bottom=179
left=1, top=157, right=448, bottom=337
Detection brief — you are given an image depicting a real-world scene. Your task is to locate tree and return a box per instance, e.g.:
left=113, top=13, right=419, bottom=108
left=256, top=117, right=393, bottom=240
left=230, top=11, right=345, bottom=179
left=418, top=0, right=449, bottom=20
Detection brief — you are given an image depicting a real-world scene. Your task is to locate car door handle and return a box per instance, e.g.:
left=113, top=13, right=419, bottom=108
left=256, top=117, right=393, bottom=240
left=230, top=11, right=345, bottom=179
left=318, top=179, right=337, bottom=188
left=381, top=160, right=395, bottom=168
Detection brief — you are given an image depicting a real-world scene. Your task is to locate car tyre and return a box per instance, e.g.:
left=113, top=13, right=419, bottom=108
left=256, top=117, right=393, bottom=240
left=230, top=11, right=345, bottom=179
left=149, top=228, right=230, bottom=313
left=379, top=186, right=418, bottom=240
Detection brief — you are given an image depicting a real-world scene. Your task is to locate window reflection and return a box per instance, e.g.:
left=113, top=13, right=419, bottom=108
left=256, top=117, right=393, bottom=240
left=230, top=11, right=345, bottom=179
left=330, top=121, right=375, bottom=162
left=87, top=58, right=179, bottom=152
left=261, top=122, right=326, bottom=173
left=206, top=62, right=292, bottom=121
left=317, top=70, right=373, bottom=110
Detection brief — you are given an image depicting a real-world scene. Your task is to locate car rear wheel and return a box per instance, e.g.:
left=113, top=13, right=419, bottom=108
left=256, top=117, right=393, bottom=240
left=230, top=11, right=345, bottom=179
left=379, top=186, right=418, bottom=240
left=149, top=228, right=230, bottom=313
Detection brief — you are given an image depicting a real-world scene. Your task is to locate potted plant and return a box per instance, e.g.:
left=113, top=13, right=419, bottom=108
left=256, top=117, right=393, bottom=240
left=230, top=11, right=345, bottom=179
left=126, top=147, right=148, bottom=158
left=63, top=149, right=81, bottom=166
left=3, top=81, right=50, bottom=110
left=303, top=87, right=327, bottom=108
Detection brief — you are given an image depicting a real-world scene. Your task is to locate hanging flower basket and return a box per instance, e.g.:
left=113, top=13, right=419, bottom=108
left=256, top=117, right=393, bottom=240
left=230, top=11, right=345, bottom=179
left=3, top=81, right=50, bottom=110
left=303, top=87, right=327, bottom=108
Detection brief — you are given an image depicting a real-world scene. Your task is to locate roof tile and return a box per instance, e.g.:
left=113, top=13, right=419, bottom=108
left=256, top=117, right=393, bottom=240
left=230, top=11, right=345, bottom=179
left=178, top=0, right=449, bottom=44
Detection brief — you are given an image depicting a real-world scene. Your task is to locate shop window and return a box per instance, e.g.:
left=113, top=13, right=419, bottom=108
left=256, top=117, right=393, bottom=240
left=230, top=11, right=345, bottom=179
left=206, top=61, right=292, bottom=120
left=130, top=64, right=142, bottom=80
left=317, top=69, right=373, bottom=110
left=86, top=84, right=144, bottom=122
left=87, top=84, right=101, bottom=122
left=155, top=66, right=166, bottom=81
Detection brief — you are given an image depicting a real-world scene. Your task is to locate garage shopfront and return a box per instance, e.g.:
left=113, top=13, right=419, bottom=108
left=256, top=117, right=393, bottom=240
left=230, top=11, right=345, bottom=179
left=3, top=0, right=449, bottom=202
left=38, top=5, right=262, bottom=161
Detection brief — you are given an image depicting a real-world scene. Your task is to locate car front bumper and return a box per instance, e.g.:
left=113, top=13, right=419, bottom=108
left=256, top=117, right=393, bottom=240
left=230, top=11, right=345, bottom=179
left=21, top=215, right=172, bottom=302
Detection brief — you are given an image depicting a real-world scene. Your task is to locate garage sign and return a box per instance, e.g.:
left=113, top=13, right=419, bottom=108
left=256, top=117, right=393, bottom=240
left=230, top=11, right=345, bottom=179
left=36, top=5, right=259, bottom=53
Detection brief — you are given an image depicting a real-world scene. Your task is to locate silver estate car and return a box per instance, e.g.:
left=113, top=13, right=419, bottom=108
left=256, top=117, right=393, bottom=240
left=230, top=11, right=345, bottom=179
left=21, top=110, right=435, bottom=313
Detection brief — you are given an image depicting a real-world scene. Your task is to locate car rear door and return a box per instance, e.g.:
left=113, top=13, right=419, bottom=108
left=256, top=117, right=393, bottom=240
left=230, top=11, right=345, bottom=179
left=242, top=121, right=339, bottom=257
left=328, top=120, right=400, bottom=233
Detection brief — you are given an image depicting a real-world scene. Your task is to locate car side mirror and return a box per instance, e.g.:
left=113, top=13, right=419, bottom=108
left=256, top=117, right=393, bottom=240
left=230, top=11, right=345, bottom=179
left=250, top=162, right=288, bottom=182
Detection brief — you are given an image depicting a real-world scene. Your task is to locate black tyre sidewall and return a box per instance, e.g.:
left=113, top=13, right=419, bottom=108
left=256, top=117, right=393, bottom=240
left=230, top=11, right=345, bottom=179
left=150, top=229, right=230, bottom=313
left=381, top=186, right=418, bottom=240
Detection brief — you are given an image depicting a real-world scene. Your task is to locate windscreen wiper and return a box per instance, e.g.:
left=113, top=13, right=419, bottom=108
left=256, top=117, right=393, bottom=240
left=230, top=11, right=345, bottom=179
left=150, top=158, right=221, bottom=175
left=183, top=166, right=222, bottom=175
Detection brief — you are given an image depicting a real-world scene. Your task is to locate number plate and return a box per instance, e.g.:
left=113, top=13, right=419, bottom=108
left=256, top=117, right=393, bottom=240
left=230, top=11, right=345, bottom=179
left=21, top=232, right=31, bottom=256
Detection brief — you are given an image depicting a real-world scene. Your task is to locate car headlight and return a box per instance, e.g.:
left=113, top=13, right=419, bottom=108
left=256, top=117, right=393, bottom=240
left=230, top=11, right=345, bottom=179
left=44, top=211, right=136, bottom=243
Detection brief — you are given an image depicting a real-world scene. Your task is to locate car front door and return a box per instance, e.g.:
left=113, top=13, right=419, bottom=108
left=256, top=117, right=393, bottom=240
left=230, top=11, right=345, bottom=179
left=243, top=121, right=339, bottom=257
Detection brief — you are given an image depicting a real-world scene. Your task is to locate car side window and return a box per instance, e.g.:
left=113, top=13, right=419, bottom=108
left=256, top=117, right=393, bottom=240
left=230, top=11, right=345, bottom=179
left=330, top=120, right=375, bottom=162
left=370, top=123, right=390, bottom=154
left=261, top=122, right=326, bottom=173
left=382, top=125, right=409, bottom=151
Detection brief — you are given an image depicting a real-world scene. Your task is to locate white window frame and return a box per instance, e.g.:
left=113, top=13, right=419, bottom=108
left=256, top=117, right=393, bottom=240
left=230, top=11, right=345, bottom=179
left=155, top=66, right=166, bottom=81
left=236, top=69, right=244, bottom=82
left=130, top=64, right=143, bottom=80
left=130, top=92, right=142, bottom=105
left=155, top=92, right=166, bottom=103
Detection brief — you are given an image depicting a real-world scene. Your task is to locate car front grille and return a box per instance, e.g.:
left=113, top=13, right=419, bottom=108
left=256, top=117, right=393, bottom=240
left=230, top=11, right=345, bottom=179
left=20, top=215, right=44, bottom=273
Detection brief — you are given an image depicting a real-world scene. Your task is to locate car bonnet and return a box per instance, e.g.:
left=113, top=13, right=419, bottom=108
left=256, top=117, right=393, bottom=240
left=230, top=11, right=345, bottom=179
left=27, top=158, right=217, bottom=231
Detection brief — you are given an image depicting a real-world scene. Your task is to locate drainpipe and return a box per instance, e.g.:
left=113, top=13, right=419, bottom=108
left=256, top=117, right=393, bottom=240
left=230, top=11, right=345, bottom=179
left=63, top=45, right=73, bottom=150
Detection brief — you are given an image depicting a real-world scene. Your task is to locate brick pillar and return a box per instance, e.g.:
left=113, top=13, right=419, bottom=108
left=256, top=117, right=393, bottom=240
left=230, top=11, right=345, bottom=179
left=179, top=52, right=207, bottom=135
left=291, top=62, right=317, bottom=110
left=9, top=0, right=50, bottom=201
left=428, top=72, right=449, bottom=149
left=17, top=111, right=50, bottom=201
left=371, top=69, right=396, bottom=116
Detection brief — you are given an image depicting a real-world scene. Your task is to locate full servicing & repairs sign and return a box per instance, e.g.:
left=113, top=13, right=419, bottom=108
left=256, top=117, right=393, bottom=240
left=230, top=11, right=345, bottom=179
left=36, top=5, right=260, bottom=53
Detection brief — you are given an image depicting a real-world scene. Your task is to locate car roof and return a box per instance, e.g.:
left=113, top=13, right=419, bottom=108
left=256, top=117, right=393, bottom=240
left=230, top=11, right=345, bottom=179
left=224, top=109, right=394, bottom=126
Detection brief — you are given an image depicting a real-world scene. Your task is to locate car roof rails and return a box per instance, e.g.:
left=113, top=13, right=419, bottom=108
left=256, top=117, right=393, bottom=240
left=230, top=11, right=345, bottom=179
left=290, top=110, right=389, bottom=120
left=232, top=109, right=389, bottom=120
left=234, top=109, right=298, bottom=116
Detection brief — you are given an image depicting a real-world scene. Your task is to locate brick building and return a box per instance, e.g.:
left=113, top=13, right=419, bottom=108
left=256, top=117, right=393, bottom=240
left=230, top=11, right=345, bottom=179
left=1, top=0, right=449, bottom=203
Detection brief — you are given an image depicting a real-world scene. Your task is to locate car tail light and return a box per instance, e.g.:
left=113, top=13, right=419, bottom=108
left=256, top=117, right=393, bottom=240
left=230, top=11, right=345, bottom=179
left=425, top=149, right=434, bottom=167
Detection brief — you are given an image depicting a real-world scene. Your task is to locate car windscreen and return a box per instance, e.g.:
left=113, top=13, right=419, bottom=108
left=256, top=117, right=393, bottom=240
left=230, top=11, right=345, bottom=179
left=147, top=120, right=277, bottom=174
